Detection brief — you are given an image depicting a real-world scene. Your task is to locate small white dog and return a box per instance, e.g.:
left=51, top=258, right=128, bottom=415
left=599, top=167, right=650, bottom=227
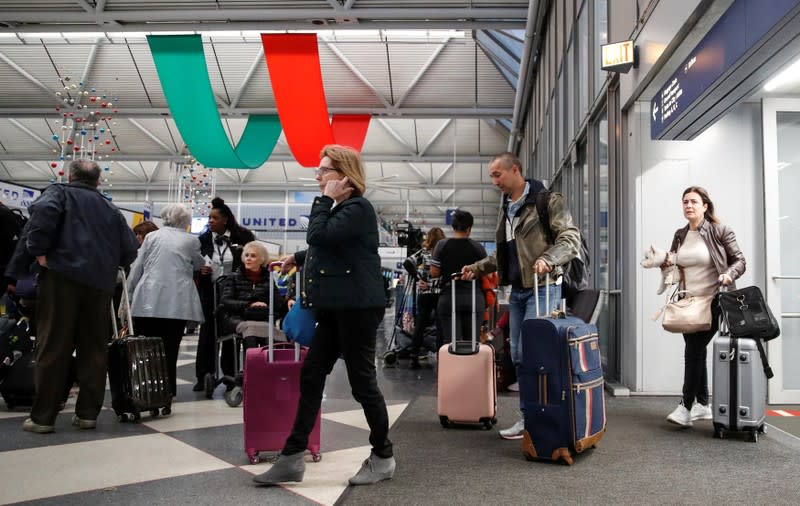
left=640, top=245, right=678, bottom=294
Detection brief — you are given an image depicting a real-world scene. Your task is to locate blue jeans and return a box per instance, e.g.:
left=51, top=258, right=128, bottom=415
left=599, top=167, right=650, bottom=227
left=508, top=282, right=561, bottom=415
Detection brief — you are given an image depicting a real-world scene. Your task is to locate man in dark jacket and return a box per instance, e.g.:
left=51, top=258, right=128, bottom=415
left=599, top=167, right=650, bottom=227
left=12, top=160, right=138, bottom=433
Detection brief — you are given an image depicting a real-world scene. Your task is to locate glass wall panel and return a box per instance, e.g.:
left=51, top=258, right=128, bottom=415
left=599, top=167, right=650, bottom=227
left=578, top=2, right=589, bottom=121
left=593, top=0, right=608, bottom=100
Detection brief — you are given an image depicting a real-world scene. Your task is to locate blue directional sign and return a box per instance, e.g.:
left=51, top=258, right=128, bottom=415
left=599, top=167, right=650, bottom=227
left=651, top=0, right=800, bottom=139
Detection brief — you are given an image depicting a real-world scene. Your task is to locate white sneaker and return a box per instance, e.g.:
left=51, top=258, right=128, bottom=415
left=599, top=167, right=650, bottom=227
left=499, top=418, right=525, bottom=440
left=507, top=382, right=519, bottom=392
left=666, top=403, right=693, bottom=427
left=689, top=402, right=712, bottom=421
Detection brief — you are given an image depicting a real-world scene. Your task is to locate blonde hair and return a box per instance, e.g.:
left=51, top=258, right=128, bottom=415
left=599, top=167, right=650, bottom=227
left=319, top=144, right=366, bottom=196
left=241, top=241, right=270, bottom=267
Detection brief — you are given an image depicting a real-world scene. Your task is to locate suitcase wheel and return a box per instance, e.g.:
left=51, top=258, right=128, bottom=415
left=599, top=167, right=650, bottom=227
left=224, top=386, right=243, bottom=407
left=712, top=423, right=724, bottom=439
left=758, top=424, right=767, bottom=434
left=382, top=351, right=397, bottom=368
left=247, top=452, right=260, bottom=465
left=746, top=429, right=758, bottom=443
left=203, top=373, right=215, bottom=399
left=480, top=417, right=493, bottom=430
left=149, top=409, right=160, bottom=417
left=439, top=416, right=449, bottom=428
left=311, top=452, right=322, bottom=462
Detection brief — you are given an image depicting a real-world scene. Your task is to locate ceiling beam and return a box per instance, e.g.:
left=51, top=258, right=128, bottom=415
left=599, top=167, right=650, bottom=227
left=418, top=119, right=452, bottom=157
left=376, top=119, right=416, bottom=155
left=23, top=161, right=55, bottom=179
left=395, top=37, right=451, bottom=108
left=0, top=8, right=528, bottom=24
left=127, top=118, right=178, bottom=155
left=0, top=21, right=525, bottom=33
left=114, top=161, right=147, bottom=181
left=74, top=0, right=95, bottom=16
left=322, top=40, right=393, bottom=109
left=0, top=153, right=494, bottom=163
left=79, top=38, right=102, bottom=88
left=0, top=107, right=513, bottom=119
left=433, top=162, right=456, bottom=184
left=7, top=118, right=58, bottom=150
left=229, top=47, right=264, bottom=110
left=0, top=52, right=54, bottom=95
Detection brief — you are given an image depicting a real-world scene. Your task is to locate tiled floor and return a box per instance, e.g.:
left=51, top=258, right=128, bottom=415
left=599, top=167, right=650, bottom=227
left=3, top=311, right=800, bottom=505
left=0, top=313, right=436, bottom=505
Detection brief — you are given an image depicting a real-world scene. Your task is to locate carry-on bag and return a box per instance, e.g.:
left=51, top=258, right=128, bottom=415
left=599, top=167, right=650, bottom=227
left=711, top=335, right=767, bottom=441
left=437, top=274, right=497, bottom=429
left=0, top=316, right=73, bottom=410
left=108, top=270, right=172, bottom=422
left=243, top=263, right=321, bottom=464
left=521, top=274, right=606, bottom=465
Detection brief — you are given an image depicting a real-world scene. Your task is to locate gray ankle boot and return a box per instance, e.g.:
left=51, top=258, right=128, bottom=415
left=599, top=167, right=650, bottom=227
left=348, top=453, right=396, bottom=486
left=252, top=452, right=306, bottom=486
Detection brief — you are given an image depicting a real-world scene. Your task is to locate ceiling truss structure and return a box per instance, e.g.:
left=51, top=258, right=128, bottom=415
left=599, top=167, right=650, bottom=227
left=0, top=0, right=534, bottom=236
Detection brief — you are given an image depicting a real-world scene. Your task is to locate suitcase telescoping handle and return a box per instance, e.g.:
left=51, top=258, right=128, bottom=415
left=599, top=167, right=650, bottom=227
left=533, top=272, right=551, bottom=319
left=111, top=267, right=135, bottom=338
left=268, top=261, right=300, bottom=363
left=450, top=272, right=477, bottom=353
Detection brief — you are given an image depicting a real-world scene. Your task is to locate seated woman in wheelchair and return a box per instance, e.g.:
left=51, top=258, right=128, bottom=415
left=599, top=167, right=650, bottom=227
left=219, top=241, right=288, bottom=349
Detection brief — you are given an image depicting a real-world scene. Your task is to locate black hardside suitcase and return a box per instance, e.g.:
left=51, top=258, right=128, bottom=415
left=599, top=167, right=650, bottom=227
left=107, top=271, right=172, bottom=422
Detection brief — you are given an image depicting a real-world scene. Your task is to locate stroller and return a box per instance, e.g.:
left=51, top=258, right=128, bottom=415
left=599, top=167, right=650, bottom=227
left=382, top=276, right=438, bottom=367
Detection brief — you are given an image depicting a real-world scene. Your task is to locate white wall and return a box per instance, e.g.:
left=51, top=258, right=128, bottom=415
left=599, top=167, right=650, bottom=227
left=623, top=100, right=765, bottom=393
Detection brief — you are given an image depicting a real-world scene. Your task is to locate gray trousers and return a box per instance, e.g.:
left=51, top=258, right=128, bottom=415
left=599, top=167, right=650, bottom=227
left=31, top=269, right=111, bottom=425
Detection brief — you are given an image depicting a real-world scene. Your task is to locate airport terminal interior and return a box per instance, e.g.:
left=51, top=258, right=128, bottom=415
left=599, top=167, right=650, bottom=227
left=1, top=1, right=800, bottom=504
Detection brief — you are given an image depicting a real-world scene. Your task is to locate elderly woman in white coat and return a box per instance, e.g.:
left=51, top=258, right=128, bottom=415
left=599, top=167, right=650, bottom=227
left=127, top=204, right=205, bottom=414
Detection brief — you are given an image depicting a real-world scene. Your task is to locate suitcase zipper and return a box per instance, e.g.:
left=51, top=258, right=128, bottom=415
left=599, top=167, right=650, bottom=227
left=573, top=376, right=604, bottom=394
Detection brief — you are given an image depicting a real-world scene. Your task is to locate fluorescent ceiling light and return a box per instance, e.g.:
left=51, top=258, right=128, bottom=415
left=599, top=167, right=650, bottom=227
left=19, top=32, right=65, bottom=39
left=64, top=32, right=106, bottom=39
left=764, top=57, right=800, bottom=91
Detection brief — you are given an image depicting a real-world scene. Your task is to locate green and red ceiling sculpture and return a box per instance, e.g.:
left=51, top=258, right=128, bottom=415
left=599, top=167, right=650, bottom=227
left=148, top=34, right=371, bottom=169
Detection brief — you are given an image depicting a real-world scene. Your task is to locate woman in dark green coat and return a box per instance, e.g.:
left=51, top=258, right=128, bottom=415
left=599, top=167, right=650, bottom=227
left=253, top=144, right=395, bottom=487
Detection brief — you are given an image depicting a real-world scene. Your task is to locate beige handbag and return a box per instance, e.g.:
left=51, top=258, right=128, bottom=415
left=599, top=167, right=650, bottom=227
left=661, top=287, right=714, bottom=334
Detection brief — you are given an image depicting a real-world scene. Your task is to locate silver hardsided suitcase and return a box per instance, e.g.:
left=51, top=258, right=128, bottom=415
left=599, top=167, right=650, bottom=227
left=711, top=336, right=767, bottom=441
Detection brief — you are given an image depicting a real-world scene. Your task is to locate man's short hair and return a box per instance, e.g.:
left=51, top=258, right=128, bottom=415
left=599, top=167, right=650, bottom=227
left=451, top=210, right=474, bottom=232
left=490, top=152, right=522, bottom=172
left=68, top=159, right=101, bottom=185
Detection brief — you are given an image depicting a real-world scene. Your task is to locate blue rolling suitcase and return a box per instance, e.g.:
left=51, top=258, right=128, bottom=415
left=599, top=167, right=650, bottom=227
left=520, top=275, right=606, bottom=465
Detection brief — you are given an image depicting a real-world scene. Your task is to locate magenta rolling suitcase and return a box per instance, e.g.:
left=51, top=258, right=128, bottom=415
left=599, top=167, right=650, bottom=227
left=437, top=276, right=497, bottom=429
left=242, top=265, right=321, bottom=464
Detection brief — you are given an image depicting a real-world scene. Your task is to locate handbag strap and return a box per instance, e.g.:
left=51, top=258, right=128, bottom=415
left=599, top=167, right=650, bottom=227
left=754, top=337, right=774, bottom=379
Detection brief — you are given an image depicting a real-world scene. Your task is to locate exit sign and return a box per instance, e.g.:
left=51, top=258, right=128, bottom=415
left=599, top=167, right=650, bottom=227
left=601, top=40, right=637, bottom=73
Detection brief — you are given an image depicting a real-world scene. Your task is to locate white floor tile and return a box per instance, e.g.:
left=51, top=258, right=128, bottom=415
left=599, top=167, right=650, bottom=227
left=0, top=433, right=233, bottom=504
left=241, top=445, right=372, bottom=506
left=321, top=402, right=408, bottom=431
left=141, top=399, right=242, bottom=433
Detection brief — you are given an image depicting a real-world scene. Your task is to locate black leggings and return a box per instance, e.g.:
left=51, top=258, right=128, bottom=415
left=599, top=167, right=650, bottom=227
left=681, top=304, right=720, bottom=408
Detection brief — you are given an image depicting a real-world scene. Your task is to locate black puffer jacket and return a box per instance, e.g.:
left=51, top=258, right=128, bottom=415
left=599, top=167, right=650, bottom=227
left=295, top=195, right=385, bottom=310
left=219, top=266, right=287, bottom=335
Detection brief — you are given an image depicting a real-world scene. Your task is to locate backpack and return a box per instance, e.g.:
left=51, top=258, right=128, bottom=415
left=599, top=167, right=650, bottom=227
left=535, top=190, right=590, bottom=304
left=9, top=209, right=27, bottom=237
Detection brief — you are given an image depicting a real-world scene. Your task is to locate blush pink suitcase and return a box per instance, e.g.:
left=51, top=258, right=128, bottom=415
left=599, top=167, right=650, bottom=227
left=242, top=266, right=321, bottom=464
left=437, top=276, right=497, bottom=429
